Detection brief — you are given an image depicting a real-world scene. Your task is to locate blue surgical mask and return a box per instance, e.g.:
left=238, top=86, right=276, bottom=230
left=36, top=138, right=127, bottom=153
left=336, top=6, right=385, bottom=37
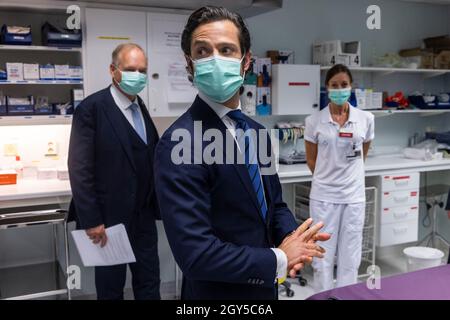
left=192, top=55, right=245, bottom=103
left=114, top=66, right=147, bottom=95
left=328, top=88, right=352, bottom=106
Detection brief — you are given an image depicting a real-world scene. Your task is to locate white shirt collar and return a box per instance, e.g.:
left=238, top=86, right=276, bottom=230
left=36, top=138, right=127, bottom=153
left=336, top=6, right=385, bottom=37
left=198, top=91, right=242, bottom=120
left=321, top=103, right=357, bottom=124
left=110, top=84, right=137, bottom=110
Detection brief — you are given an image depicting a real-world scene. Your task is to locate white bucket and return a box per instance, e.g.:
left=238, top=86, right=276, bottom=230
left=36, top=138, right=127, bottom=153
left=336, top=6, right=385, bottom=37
left=403, top=246, right=444, bottom=272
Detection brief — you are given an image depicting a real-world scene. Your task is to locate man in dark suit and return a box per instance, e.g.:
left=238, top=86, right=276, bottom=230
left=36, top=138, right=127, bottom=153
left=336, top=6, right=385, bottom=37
left=68, top=43, right=161, bottom=300
left=154, top=6, right=330, bottom=300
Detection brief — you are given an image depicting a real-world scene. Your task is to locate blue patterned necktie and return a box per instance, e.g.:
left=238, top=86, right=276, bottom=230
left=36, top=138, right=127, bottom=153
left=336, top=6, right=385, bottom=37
left=128, top=103, right=147, bottom=144
left=227, top=109, right=268, bottom=220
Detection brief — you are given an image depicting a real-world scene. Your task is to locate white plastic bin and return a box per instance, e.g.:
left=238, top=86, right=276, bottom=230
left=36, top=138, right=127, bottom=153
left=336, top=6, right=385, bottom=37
left=403, top=246, right=444, bottom=272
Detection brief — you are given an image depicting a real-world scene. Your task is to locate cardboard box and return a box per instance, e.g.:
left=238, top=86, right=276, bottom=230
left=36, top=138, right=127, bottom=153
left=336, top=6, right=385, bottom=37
left=399, top=48, right=435, bottom=69
left=23, top=63, right=40, bottom=80
left=313, top=40, right=361, bottom=67
left=371, top=92, right=384, bottom=109
left=267, top=50, right=295, bottom=64
left=424, top=35, right=450, bottom=53
left=39, top=64, right=55, bottom=80
left=0, top=170, right=17, bottom=185
left=37, top=168, right=57, bottom=180
left=434, top=51, right=450, bottom=69
left=69, top=66, right=83, bottom=80
left=6, top=62, right=24, bottom=81
left=54, top=64, right=70, bottom=80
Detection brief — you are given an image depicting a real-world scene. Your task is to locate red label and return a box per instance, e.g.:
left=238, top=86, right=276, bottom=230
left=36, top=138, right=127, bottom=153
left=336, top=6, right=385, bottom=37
left=384, top=192, right=390, bottom=195
left=288, top=82, right=310, bottom=86
left=384, top=208, right=389, bottom=211
left=339, top=132, right=353, bottom=138
left=411, top=192, right=418, bottom=196
left=411, top=207, right=418, bottom=210
left=393, top=176, right=410, bottom=180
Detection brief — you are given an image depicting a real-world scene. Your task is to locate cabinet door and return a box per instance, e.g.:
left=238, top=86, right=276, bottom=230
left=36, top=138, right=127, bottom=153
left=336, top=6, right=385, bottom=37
left=147, top=12, right=197, bottom=117
left=85, top=8, right=148, bottom=104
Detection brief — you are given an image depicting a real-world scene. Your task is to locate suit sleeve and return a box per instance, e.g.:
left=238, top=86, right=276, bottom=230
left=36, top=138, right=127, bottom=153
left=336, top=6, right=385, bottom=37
left=154, top=134, right=277, bottom=288
left=68, top=102, right=103, bottom=229
left=270, top=173, right=299, bottom=246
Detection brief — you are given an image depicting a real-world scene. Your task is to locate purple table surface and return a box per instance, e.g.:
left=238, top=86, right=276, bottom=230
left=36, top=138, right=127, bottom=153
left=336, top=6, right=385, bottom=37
left=307, top=265, right=450, bottom=300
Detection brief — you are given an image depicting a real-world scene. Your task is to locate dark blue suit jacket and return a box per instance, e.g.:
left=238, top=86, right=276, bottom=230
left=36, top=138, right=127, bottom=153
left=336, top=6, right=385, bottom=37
left=68, top=86, right=160, bottom=230
left=154, top=96, right=298, bottom=300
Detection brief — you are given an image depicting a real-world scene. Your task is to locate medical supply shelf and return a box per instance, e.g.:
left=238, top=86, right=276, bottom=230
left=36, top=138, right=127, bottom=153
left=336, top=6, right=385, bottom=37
left=0, top=80, right=83, bottom=85
left=320, top=66, right=450, bottom=78
left=293, top=184, right=377, bottom=278
left=0, top=208, right=71, bottom=300
left=0, top=114, right=72, bottom=126
left=0, top=44, right=82, bottom=52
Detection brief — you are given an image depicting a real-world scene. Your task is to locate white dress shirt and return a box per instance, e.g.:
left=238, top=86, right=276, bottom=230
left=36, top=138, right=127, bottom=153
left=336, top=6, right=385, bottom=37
left=198, top=92, right=288, bottom=283
left=110, top=84, right=147, bottom=138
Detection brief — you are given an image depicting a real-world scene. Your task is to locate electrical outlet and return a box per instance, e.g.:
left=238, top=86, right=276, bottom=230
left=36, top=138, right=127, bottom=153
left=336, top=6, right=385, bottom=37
left=3, top=143, right=18, bottom=156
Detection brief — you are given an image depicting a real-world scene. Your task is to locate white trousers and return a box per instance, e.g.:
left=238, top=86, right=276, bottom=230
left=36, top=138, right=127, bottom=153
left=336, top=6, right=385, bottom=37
left=309, top=199, right=366, bottom=293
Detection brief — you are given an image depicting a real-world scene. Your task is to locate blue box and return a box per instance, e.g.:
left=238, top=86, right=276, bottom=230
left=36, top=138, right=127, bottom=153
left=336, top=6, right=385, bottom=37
left=1, top=25, right=32, bottom=45
left=7, top=104, right=34, bottom=115
left=42, top=22, right=82, bottom=47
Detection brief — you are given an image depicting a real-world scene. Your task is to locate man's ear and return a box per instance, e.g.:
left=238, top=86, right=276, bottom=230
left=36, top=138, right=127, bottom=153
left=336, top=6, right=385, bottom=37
left=243, top=51, right=252, bottom=73
left=185, top=54, right=194, bottom=82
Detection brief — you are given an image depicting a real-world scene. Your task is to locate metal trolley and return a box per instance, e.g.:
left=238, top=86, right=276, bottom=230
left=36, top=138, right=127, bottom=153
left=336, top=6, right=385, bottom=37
left=0, top=208, right=71, bottom=300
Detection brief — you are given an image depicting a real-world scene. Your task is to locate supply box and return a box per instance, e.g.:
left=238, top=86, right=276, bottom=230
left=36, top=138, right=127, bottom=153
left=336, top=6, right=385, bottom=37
left=313, top=40, right=361, bottom=67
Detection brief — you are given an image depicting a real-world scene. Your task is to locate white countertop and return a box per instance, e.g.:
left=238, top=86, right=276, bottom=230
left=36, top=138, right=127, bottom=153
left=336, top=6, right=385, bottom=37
left=0, top=179, right=71, bottom=202
left=278, top=154, right=450, bottom=183
left=1, top=155, right=449, bottom=202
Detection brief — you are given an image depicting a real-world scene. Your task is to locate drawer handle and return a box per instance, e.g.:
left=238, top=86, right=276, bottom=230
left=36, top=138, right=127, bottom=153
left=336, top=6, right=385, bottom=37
left=394, top=180, right=409, bottom=186
left=393, top=227, right=408, bottom=234
left=394, top=196, right=409, bottom=202
left=394, top=212, right=408, bottom=219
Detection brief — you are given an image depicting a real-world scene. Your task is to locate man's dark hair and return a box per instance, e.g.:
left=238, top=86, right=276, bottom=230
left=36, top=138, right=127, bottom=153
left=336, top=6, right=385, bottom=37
left=181, top=6, right=251, bottom=56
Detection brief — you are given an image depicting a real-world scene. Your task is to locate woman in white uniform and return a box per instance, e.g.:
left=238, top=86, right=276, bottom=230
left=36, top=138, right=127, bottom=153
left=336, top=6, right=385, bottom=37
left=304, top=64, right=375, bottom=292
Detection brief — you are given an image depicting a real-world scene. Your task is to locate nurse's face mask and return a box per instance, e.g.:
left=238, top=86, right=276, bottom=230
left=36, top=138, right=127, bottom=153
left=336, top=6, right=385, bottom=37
left=327, top=72, right=352, bottom=106
left=190, top=54, right=246, bottom=104
left=328, top=88, right=352, bottom=106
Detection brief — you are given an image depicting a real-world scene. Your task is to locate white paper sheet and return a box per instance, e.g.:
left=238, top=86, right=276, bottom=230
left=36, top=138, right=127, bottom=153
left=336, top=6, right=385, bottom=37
left=71, top=224, right=136, bottom=267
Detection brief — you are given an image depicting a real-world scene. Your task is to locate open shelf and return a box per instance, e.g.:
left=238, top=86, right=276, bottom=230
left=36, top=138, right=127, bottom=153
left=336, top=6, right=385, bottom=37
left=369, top=109, right=450, bottom=118
left=320, top=66, right=450, bottom=78
left=0, top=80, right=83, bottom=85
left=0, top=114, right=72, bottom=126
left=0, top=44, right=82, bottom=52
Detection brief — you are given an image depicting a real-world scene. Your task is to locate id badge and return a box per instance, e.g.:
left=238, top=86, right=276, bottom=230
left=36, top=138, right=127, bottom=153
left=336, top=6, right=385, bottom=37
left=337, top=128, right=353, bottom=154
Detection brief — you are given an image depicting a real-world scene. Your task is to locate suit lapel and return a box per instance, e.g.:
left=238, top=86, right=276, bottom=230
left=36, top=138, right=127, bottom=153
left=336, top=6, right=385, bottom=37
left=191, top=97, right=266, bottom=225
left=101, top=87, right=137, bottom=172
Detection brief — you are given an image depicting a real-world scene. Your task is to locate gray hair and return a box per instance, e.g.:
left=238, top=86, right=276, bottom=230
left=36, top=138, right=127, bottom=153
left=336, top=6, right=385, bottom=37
left=111, top=43, right=147, bottom=66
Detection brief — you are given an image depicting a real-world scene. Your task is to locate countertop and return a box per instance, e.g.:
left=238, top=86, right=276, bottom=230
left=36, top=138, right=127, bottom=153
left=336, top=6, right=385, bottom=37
left=1, top=154, right=450, bottom=201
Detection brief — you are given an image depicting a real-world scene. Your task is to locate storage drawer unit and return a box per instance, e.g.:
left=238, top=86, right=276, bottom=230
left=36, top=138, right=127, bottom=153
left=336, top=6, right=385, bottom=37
left=368, top=172, right=420, bottom=247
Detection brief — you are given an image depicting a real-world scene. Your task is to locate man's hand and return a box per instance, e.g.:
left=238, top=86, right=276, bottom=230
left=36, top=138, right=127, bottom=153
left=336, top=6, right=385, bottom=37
left=278, top=218, right=330, bottom=278
left=86, top=224, right=107, bottom=247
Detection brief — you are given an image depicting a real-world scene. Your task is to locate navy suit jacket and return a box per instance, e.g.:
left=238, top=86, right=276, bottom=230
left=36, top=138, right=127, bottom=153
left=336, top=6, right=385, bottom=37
left=154, top=96, right=298, bottom=300
left=68, top=86, right=160, bottom=230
